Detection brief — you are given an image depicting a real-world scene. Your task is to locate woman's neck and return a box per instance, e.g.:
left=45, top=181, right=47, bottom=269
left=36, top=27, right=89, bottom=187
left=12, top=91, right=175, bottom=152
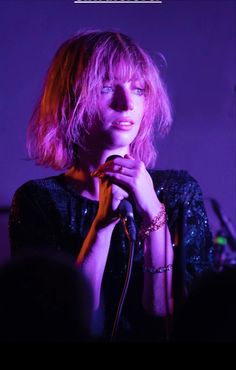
left=65, top=166, right=99, bottom=201
left=65, top=148, right=129, bottom=201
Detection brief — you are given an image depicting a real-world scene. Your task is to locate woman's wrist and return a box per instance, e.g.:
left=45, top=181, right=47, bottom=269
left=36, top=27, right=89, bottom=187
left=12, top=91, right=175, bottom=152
left=139, top=203, right=167, bottom=241
left=92, top=216, right=118, bottom=233
left=139, top=199, right=163, bottom=225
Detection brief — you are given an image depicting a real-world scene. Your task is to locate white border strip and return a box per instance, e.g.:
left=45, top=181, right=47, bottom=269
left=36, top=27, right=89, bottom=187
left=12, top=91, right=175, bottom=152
left=74, top=1, right=162, bottom=3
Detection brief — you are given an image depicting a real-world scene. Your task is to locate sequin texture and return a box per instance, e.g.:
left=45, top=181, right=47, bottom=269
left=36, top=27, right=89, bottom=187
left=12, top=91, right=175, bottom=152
left=9, top=169, right=215, bottom=340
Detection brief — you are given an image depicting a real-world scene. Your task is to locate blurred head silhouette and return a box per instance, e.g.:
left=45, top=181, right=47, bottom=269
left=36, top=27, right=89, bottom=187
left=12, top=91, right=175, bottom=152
left=172, top=268, right=236, bottom=342
left=0, top=250, right=93, bottom=342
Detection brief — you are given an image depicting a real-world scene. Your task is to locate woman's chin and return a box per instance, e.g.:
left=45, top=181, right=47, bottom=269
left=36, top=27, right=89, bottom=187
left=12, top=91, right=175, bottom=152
left=109, top=132, right=136, bottom=146
left=108, top=138, right=133, bottom=149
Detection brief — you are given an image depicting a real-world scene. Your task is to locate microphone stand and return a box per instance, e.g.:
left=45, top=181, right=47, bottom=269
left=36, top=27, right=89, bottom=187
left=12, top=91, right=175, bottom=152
left=210, top=198, right=236, bottom=250
left=210, top=198, right=236, bottom=270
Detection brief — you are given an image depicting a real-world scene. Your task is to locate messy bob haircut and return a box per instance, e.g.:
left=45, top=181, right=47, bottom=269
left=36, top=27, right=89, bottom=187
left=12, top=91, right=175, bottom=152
left=27, top=30, right=172, bottom=170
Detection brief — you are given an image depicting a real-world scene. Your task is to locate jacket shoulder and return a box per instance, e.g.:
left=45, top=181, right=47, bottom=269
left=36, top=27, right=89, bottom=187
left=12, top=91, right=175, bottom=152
left=149, top=169, right=199, bottom=187
left=12, top=175, right=63, bottom=198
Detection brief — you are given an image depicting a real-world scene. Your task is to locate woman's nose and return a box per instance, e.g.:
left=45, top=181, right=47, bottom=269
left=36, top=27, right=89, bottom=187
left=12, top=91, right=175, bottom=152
left=110, top=85, right=134, bottom=112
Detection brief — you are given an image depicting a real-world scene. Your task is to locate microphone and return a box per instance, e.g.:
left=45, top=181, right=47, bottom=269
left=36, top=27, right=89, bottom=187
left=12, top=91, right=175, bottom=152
left=105, top=155, right=136, bottom=241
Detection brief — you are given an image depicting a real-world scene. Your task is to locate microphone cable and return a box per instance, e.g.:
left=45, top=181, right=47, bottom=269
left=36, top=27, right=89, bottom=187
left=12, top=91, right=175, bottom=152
left=110, top=214, right=136, bottom=342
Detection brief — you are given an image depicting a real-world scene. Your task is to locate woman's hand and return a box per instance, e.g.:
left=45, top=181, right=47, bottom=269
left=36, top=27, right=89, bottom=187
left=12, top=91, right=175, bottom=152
left=93, top=174, right=129, bottom=229
left=91, top=154, right=161, bottom=222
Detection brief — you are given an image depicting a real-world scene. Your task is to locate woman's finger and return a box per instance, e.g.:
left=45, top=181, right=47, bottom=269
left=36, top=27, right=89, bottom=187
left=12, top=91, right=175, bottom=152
left=101, top=172, right=134, bottom=194
left=111, top=184, right=129, bottom=199
left=91, top=156, right=136, bottom=176
left=124, top=153, right=135, bottom=160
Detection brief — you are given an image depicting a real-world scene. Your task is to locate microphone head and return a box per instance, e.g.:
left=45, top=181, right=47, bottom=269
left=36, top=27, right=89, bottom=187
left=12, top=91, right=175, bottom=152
left=105, top=154, right=122, bottom=163
left=105, top=154, right=135, bottom=219
left=118, top=199, right=134, bottom=220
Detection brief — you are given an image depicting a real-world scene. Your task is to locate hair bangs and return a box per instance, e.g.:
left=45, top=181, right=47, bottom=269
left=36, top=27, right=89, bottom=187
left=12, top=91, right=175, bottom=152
left=105, top=49, right=145, bottom=84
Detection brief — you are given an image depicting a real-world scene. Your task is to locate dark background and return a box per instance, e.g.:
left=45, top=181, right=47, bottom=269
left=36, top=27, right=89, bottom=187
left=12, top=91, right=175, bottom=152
left=0, top=0, right=235, bottom=262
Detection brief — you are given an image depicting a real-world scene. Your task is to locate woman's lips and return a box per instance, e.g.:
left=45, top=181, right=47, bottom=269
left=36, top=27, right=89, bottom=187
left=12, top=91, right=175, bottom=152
left=111, top=120, right=134, bottom=130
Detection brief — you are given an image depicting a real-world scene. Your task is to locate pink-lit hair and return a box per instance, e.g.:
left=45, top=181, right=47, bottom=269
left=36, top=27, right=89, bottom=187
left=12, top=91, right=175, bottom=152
left=27, top=30, right=172, bottom=170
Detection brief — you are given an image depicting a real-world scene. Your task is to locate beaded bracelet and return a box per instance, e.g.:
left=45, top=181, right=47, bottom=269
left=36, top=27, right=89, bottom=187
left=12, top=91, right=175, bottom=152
left=139, top=203, right=167, bottom=240
left=143, top=264, right=173, bottom=274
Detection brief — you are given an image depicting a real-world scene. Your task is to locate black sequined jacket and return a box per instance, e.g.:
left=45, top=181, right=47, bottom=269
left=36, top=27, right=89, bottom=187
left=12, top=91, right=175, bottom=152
left=9, top=170, right=215, bottom=341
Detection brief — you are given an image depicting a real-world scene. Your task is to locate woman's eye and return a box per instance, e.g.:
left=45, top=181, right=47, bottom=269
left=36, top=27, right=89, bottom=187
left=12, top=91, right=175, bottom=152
left=101, top=86, right=114, bottom=94
left=134, top=87, right=145, bottom=96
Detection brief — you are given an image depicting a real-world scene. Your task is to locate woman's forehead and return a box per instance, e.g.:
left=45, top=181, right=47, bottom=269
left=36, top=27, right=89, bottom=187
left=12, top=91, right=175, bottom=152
left=103, top=66, right=144, bottom=83
left=102, top=76, right=145, bottom=86
left=103, top=56, right=144, bottom=75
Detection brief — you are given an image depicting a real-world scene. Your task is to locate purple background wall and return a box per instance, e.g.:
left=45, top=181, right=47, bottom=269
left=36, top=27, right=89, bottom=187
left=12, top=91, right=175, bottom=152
left=0, top=0, right=235, bottom=262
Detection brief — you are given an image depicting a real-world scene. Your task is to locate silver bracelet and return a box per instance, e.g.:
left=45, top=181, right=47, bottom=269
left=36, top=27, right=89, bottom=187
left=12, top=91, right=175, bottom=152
left=143, top=264, right=173, bottom=274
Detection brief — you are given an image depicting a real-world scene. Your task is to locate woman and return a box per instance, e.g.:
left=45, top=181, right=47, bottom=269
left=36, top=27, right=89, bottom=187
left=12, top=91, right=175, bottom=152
left=9, top=30, right=214, bottom=341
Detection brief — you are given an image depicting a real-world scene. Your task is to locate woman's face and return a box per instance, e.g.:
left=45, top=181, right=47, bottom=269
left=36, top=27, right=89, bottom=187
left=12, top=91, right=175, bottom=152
left=93, top=77, right=145, bottom=150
